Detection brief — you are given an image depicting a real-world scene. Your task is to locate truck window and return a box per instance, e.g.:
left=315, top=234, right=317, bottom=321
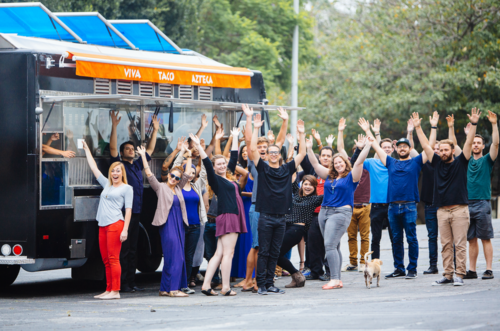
left=41, top=161, right=72, bottom=207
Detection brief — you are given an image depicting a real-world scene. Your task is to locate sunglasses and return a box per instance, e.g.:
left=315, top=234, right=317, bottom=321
left=268, top=151, right=280, bottom=155
left=170, top=173, right=181, bottom=181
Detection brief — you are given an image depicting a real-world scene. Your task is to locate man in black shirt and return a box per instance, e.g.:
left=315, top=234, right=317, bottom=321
left=249, top=112, right=307, bottom=295
left=413, top=108, right=479, bottom=286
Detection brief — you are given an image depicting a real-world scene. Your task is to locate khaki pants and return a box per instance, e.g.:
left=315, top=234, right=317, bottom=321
left=347, top=204, right=371, bottom=265
left=437, top=205, right=470, bottom=279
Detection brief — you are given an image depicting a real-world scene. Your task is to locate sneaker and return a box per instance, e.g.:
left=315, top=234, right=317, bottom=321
left=305, top=274, right=319, bottom=280
left=405, top=270, right=418, bottom=279
left=181, top=287, right=195, bottom=294
left=266, top=286, right=285, bottom=294
left=423, top=265, right=439, bottom=275
left=257, top=286, right=268, bottom=295
left=463, top=270, right=477, bottom=279
left=482, top=270, right=494, bottom=280
left=358, top=264, right=365, bottom=272
left=318, top=274, right=330, bottom=281
left=432, top=277, right=454, bottom=286
left=453, top=277, right=464, bottom=286
left=301, top=268, right=311, bottom=276
left=346, top=264, right=358, bottom=272
left=385, top=269, right=406, bottom=279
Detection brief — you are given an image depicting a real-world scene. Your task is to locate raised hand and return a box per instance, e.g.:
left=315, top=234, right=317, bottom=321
left=429, top=111, right=439, bottom=127
left=286, top=133, right=294, bottom=145
left=296, top=119, right=305, bottom=134
left=446, top=114, right=455, bottom=128
left=371, top=119, right=381, bottom=134
left=242, top=104, right=253, bottom=118
left=467, top=107, right=481, bottom=124
left=267, top=130, right=275, bottom=144
left=213, top=114, right=221, bottom=128
left=311, top=129, right=321, bottom=141
left=215, top=127, right=224, bottom=140
left=407, top=119, right=414, bottom=133
left=355, top=134, right=366, bottom=149
left=253, top=113, right=265, bottom=129
left=176, top=136, right=185, bottom=150
left=152, top=115, right=160, bottom=131
left=366, top=136, right=375, bottom=144
left=110, top=110, right=121, bottom=127
left=231, top=127, right=241, bottom=137
left=326, top=134, right=335, bottom=146
left=305, top=135, right=313, bottom=149
left=82, top=140, right=90, bottom=152
left=199, top=138, right=206, bottom=149
left=50, top=133, right=60, bottom=141
left=411, top=112, right=422, bottom=128
left=464, top=122, right=471, bottom=135
left=487, top=110, right=497, bottom=124
left=338, top=117, right=346, bottom=131
left=66, top=130, right=74, bottom=140
left=358, top=118, right=370, bottom=132
left=277, top=107, right=288, bottom=121
left=201, top=114, right=208, bottom=128
left=189, top=133, right=200, bottom=146
left=181, top=140, right=189, bottom=151
left=136, top=145, right=147, bottom=157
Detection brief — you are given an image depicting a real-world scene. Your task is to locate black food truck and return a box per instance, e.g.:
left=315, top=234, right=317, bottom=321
left=0, top=2, right=300, bottom=287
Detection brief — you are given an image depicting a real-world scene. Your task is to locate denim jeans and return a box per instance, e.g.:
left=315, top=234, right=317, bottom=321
left=388, top=202, right=419, bottom=273
left=184, top=224, right=201, bottom=285
left=257, top=213, right=286, bottom=288
left=424, top=204, right=438, bottom=266
left=249, top=204, right=260, bottom=249
left=203, top=222, right=220, bottom=284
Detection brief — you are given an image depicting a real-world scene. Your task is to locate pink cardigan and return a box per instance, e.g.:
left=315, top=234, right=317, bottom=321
left=147, top=174, right=190, bottom=227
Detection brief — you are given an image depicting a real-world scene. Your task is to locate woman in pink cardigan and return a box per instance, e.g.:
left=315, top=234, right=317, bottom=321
left=137, top=145, right=192, bottom=297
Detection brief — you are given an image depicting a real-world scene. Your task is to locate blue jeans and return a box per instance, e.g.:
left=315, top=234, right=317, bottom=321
left=388, top=202, right=419, bottom=273
left=424, top=204, right=438, bottom=266
left=249, top=204, right=260, bottom=249
left=184, top=224, right=201, bottom=285
left=203, top=222, right=220, bottom=284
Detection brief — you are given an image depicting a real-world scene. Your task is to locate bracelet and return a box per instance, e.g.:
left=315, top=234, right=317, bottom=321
left=471, top=122, right=477, bottom=126
left=144, top=166, right=150, bottom=170
left=375, top=133, right=380, bottom=136
left=431, top=126, right=437, bottom=129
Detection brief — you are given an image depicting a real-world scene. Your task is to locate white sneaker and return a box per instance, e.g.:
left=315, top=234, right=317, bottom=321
left=181, top=287, right=195, bottom=294
left=358, top=264, right=365, bottom=272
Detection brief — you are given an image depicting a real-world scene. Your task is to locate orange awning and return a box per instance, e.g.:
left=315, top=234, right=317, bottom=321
left=67, top=52, right=253, bottom=89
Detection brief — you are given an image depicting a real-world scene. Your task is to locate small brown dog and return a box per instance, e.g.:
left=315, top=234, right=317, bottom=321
left=363, top=251, right=383, bottom=289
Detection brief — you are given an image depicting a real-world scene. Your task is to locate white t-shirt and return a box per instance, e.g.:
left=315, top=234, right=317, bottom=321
left=96, top=174, right=133, bottom=227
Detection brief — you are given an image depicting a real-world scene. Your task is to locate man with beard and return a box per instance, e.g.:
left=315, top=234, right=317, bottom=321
left=414, top=109, right=481, bottom=285
left=463, top=110, right=498, bottom=280
left=369, top=117, right=425, bottom=280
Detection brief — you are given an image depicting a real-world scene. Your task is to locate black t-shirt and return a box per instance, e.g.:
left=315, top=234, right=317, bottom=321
left=431, top=153, right=469, bottom=207
left=420, top=161, right=435, bottom=204
left=255, top=160, right=296, bottom=215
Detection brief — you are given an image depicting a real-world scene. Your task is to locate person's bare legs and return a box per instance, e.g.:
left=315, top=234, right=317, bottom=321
left=468, top=238, right=479, bottom=271
left=242, top=248, right=258, bottom=290
left=202, top=240, right=224, bottom=291
left=219, top=233, right=238, bottom=293
left=482, top=239, right=493, bottom=270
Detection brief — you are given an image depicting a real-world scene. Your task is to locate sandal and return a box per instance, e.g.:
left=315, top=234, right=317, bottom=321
left=169, top=290, right=189, bottom=297
left=201, top=288, right=218, bottom=296
left=221, top=288, right=237, bottom=296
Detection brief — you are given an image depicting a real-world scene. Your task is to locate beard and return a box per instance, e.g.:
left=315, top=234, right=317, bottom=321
left=398, top=152, right=409, bottom=160
left=440, top=153, right=453, bottom=162
left=473, top=149, right=482, bottom=155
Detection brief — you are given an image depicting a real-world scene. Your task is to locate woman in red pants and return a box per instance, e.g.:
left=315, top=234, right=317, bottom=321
left=83, top=141, right=133, bottom=300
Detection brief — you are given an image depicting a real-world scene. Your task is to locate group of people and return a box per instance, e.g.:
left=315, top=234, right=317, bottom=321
left=82, top=105, right=498, bottom=299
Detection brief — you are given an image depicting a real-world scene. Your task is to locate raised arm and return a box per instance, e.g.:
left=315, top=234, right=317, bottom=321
left=223, top=135, right=233, bottom=159
left=275, top=107, right=288, bottom=149
left=82, top=141, right=102, bottom=179
left=249, top=113, right=265, bottom=167
left=350, top=134, right=366, bottom=164
left=161, top=137, right=184, bottom=181
left=311, top=129, right=323, bottom=151
left=242, top=104, right=254, bottom=148
left=371, top=119, right=381, bottom=144
left=109, top=110, right=121, bottom=158
left=227, top=127, right=241, bottom=173
left=407, top=119, right=419, bottom=159
left=463, top=108, right=481, bottom=160
left=294, top=120, right=307, bottom=167
left=487, top=110, right=499, bottom=161
left=137, top=145, right=153, bottom=178
left=336, top=117, right=348, bottom=159
left=325, top=134, right=335, bottom=148
left=286, top=133, right=295, bottom=162
left=352, top=136, right=372, bottom=182
left=305, top=135, right=329, bottom=179
left=146, top=115, right=160, bottom=155
left=411, top=112, right=434, bottom=163
left=369, top=133, right=388, bottom=166
left=195, top=114, right=209, bottom=139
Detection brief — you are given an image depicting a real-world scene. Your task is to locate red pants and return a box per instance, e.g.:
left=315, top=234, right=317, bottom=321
left=99, top=221, right=124, bottom=291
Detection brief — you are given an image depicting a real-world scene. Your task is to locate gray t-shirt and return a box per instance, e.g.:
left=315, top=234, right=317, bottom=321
left=248, top=159, right=269, bottom=203
left=96, top=174, right=133, bottom=227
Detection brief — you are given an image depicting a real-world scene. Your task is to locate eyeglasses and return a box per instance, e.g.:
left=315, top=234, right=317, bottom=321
left=268, top=151, right=280, bottom=155
left=170, top=173, right=181, bottom=181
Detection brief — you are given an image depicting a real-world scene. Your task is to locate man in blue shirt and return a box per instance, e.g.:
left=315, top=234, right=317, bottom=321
left=370, top=132, right=424, bottom=279
left=110, top=110, right=159, bottom=292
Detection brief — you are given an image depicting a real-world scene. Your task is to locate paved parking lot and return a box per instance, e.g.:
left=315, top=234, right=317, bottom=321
left=1, top=220, right=500, bottom=330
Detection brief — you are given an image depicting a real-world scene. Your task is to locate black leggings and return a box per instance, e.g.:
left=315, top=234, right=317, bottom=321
left=277, top=224, right=307, bottom=274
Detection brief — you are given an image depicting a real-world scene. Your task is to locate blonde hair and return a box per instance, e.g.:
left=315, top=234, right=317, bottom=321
left=329, top=153, right=352, bottom=180
left=108, top=162, right=128, bottom=186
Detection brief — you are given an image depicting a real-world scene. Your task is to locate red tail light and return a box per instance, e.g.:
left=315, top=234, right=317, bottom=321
left=13, top=245, right=23, bottom=256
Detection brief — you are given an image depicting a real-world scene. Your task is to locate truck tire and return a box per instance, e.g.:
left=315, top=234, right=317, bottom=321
left=136, top=255, right=161, bottom=273
left=0, top=265, right=20, bottom=287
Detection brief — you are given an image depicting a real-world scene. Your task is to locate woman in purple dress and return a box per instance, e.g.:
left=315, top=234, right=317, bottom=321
left=138, top=145, right=192, bottom=297
left=190, top=128, right=247, bottom=296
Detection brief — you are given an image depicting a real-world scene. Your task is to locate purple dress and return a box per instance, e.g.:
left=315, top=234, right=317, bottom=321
left=159, top=195, right=187, bottom=292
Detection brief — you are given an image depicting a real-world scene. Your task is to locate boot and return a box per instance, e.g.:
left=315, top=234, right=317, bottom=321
left=286, top=271, right=306, bottom=288
left=423, top=265, right=439, bottom=275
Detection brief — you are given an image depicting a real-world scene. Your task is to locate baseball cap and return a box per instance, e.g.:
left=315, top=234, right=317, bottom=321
left=395, top=138, right=411, bottom=147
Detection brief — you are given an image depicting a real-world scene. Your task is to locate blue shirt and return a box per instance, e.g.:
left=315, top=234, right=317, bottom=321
left=386, top=154, right=423, bottom=203
left=110, top=152, right=151, bottom=213
left=183, top=187, right=200, bottom=225
left=322, top=172, right=359, bottom=208
left=363, top=158, right=389, bottom=203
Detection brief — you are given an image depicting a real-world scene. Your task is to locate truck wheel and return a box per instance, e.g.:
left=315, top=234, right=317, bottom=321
left=136, top=255, right=161, bottom=273
left=0, top=265, right=20, bottom=287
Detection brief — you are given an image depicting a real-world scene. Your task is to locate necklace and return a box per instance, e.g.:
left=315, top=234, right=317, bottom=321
left=331, top=177, right=339, bottom=194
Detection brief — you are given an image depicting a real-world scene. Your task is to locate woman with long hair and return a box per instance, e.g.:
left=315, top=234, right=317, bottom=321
left=306, top=135, right=373, bottom=290
left=82, top=141, right=132, bottom=300
left=278, top=174, right=324, bottom=288
left=190, top=128, right=247, bottom=296
left=137, top=145, right=192, bottom=297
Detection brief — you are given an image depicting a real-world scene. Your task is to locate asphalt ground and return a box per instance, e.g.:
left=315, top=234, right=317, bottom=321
left=1, top=219, right=500, bottom=330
